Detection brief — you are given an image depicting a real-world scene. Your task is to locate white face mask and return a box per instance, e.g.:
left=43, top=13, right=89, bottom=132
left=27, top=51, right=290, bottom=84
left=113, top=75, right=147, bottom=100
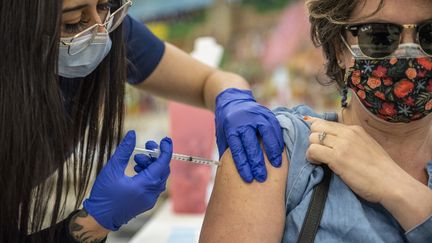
left=58, top=32, right=112, bottom=78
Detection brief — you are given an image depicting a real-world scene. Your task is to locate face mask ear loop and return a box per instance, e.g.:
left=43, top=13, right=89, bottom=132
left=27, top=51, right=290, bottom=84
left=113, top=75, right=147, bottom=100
left=340, top=34, right=358, bottom=58
left=341, top=82, right=349, bottom=108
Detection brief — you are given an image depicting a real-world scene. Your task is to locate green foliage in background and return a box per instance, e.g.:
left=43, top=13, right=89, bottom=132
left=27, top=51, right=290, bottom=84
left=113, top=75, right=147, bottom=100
left=241, top=0, right=294, bottom=12
left=167, top=11, right=207, bottom=41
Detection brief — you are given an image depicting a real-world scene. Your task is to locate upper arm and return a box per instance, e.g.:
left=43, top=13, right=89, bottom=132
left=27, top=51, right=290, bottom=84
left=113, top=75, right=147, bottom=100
left=135, top=43, right=216, bottom=107
left=199, top=148, right=289, bottom=243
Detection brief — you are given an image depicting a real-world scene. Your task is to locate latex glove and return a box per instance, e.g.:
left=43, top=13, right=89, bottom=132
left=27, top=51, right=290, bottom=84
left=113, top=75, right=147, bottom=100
left=83, top=131, right=173, bottom=231
left=134, top=140, right=159, bottom=173
left=215, top=88, right=284, bottom=183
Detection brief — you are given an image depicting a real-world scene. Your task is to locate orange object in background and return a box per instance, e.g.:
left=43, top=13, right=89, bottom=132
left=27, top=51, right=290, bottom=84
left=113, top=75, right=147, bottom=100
left=168, top=102, right=215, bottom=214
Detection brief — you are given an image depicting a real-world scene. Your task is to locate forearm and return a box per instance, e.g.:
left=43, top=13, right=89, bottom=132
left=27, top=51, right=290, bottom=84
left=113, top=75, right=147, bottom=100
left=202, top=70, right=250, bottom=111
left=380, top=171, right=432, bottom=231
left=136, top=43, right=250, bottom=110
left=69, top=210, right=109, bottom=243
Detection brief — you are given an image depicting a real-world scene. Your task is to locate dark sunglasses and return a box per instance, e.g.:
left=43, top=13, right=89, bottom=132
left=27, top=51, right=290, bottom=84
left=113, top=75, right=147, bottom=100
left=343, top=21, right=432, bottom=58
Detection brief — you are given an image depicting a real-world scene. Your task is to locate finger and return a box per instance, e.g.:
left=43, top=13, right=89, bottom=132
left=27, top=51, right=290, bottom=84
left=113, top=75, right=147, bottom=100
left=134, top=154, right=153, bottom=172
left=258, top=124, right=283, bottom=168
left=239, top=127, right=267, bottom=182
left=227, top=133, right=254, bottom=183
left=309, top=132, right=337, bottom=148
left=306, top=144, right=335, bottom=166
left=309, top=118, right=343, bottom=136
left=145, top=137, right=173, bottom=178
left=134, top=164, right=144, bottom=173
left=145, top=140, right=159, bottom=150
left=108, top=130, right=136, bottom=173
left=144, top=140, right=158, bottom=162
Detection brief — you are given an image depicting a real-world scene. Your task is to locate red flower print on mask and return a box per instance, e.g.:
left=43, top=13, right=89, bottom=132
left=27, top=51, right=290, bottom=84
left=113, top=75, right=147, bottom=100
left=418, top=71, right=427, bottom=78
left=417, top=57, right=432, bottom=71
left=367, top=77, right=382, bottom=89
left=383, top=77, right=393, bottom=86
left=390, top=57, right=398, bottom=65
left=372, top=66, right=387, bottom=78
left=357, top=90, right=366, bottom=100
left=394, top=79, right=414, bottom=98
left=379, top=103, right=397, bottom=117
left=412, top=113, right=423, bottom=120
left=405, top=97, right=415, bottom=106
left=374, top=91, right=385, bottom=100
left=426, top=100, right=432, bottom=111
left=351, top=73, right=361, bottom=86
left=427, top=79, right=432, bottom=92
left=405, top=68, right=417, bottom=80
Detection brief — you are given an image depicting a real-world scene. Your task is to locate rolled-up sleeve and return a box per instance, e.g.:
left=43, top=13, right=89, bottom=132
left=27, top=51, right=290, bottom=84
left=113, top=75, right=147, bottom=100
left=405, top=214, right=432, bottom=242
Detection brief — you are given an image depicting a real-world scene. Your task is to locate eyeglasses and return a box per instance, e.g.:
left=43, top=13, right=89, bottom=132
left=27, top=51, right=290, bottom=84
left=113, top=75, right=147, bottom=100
left=342, top=21, right=432, bottom=58
left=60, top=0, right=132, bottom=55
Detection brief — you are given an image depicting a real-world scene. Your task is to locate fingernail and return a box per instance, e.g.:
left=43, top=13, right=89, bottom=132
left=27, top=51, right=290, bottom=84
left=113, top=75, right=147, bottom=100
left=303, top=116, right=311, bottom=121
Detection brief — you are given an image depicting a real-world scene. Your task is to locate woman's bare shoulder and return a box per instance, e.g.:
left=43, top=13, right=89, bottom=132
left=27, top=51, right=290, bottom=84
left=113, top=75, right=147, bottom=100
left=199, top=148, right=289, bottom=243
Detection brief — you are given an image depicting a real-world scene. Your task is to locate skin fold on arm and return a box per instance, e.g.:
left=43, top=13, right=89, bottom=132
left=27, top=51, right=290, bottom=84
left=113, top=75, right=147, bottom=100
left=200, top=148, right=289, bottom=243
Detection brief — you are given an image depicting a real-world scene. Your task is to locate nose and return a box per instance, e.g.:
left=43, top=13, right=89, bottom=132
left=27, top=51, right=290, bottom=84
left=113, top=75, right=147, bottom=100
left=91, top=11, right=108, bottom=33
left=400, top=24, right=417, bottom=44
left=97, top=25, right=107, bottom=33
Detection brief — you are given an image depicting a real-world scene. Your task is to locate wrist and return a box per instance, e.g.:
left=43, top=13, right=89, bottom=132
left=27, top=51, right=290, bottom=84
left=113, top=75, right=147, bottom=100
left=380, top=170, right=432, bottom=230
left=215, top=88, right=255, bottom=108
left=205, top=71, right=251, bottom=111
left=69, top=209, right=110, bottom=243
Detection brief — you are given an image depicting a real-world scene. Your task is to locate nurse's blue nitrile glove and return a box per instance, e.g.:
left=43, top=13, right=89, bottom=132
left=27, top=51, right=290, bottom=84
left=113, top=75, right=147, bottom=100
left=215, top=88, right=284, bottom=183
left=134, top=140, right=159, bottom=173
left=83, top=131, right=173, bottom=231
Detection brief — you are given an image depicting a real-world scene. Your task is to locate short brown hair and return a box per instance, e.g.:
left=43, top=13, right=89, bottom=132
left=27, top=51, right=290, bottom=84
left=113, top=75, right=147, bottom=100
left=306, top=0, right=384, bottom=87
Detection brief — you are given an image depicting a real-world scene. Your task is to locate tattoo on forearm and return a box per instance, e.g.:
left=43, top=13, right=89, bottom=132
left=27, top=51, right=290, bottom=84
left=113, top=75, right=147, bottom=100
left=69, top=210, right=106, bottom=243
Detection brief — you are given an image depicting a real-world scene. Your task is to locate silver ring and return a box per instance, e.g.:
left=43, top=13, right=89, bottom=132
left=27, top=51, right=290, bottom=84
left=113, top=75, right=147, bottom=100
left=318, top=131, right=327, bottom=145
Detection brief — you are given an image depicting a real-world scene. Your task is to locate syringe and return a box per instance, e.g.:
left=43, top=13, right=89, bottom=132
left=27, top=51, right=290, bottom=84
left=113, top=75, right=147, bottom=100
left=134, top=147, right=221, bottom=166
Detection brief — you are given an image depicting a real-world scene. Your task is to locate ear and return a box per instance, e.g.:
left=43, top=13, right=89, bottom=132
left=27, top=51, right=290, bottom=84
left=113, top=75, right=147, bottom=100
left=332, top=37, right=349, bottom=69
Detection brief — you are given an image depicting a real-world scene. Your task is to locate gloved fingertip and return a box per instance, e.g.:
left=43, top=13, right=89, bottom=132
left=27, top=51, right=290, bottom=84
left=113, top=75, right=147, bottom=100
left=119, top=130, right=136, bottom=149
left=145, top=140, right=158, bottom=150
left=162, top=136, right=172, bottom=145
left=241, top=172, right=254, bottom=183
left=125, top=130, right=136, bottom=140
left=253, top=165, right=268, bottom=183
left=271, top=155, right=282, bottom=168
left=134, top=153, right=147, bottom=161
left=134, top=165, right=143, bottom=173
left=160, top=137, right=173, bottom=152
left=256, top=172, right=267, bottom=183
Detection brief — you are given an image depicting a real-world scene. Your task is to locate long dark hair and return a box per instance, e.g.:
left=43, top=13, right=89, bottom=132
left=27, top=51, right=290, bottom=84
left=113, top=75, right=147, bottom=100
left=0, top=0, right=126, bottom=241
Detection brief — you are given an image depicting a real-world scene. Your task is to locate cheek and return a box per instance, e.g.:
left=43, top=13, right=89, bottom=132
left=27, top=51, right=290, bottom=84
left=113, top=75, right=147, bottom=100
left=343, top=52, right=353, bottom=68
left=336, top=49, right=353, bottom=69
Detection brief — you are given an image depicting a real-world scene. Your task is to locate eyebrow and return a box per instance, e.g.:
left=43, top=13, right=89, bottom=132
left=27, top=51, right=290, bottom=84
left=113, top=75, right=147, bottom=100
left=62, top=4, right=89, bottom=13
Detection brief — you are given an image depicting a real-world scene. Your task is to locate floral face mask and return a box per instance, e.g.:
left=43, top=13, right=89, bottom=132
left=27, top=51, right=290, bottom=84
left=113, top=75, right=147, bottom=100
left=345, top=44, right=432, bottom=123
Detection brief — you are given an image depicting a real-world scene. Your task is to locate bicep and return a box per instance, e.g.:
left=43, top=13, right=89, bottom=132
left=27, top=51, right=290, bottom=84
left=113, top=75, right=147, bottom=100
left=200, top=148, right=289, bottom=243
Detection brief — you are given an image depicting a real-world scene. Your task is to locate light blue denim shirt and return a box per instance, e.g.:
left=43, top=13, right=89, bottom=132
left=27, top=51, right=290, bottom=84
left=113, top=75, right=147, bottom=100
left=274, top=105, right=432, bottom=243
